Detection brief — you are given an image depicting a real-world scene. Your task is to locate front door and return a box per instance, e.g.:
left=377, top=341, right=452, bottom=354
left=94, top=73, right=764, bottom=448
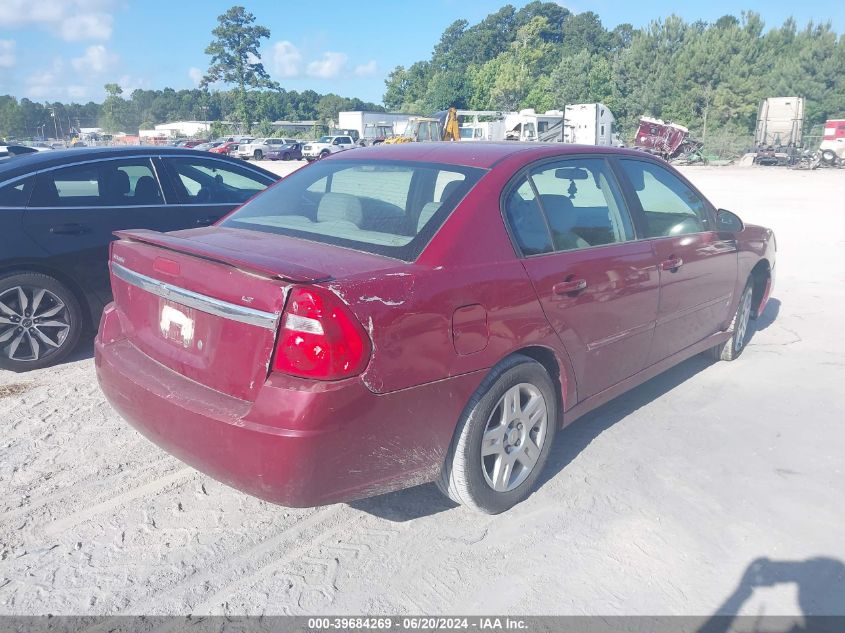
left=615, top=158, right=738, bottom=364
left=506, top=157, right=660, bottom=400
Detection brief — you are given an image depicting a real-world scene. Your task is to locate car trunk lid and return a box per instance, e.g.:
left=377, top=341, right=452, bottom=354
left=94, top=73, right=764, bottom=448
left=108, top=228, right=398, bottom=400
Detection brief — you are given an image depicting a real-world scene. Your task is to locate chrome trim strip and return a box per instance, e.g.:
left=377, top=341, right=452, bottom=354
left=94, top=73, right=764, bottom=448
left=112, top=263, right=280, bottom=330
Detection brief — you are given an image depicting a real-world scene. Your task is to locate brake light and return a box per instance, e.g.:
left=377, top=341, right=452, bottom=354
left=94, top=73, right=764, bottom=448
left=272, top=286, right=371, bottom=380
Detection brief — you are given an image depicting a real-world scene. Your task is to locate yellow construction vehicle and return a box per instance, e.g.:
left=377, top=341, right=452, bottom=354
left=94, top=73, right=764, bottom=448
left=385, top=107, right=460, bottom=144
left=443, top=106, right=460, bottom=141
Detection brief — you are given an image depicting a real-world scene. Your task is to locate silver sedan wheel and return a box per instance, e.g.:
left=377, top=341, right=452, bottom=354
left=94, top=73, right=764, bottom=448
left=0, top=286, right=71, bottom=362
left=734, top=287, right=753, bottom=352
left=481, top=383, right=549, bottom=493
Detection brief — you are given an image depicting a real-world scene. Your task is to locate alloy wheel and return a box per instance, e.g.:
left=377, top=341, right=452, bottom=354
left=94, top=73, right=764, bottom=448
left=735, top=288, right=753, bottom=352
left=481, top=383, right=548, bottom=492
left=0, top=286, right=71, bottom=362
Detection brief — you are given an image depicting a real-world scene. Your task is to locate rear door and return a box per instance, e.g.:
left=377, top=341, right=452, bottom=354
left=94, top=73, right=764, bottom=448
left=509, top=156, right=660, bottom=399
left=615, top=158, right=738, bottom=364
left=23, top=157, right=178, bottom=306
left=158, top=155, right=277, bottom=228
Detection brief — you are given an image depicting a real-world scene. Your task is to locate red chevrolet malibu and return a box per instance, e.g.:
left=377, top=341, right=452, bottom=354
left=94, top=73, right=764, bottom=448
left=95, top=143, right=775, bottom=513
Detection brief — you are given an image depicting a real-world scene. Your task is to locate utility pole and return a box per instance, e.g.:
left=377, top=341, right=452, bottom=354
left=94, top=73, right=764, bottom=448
left=49, top=108, right=59, bottom=141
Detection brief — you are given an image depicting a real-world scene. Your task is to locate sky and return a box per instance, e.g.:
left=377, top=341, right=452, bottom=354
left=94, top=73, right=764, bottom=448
left=0, top=0, right=841, bottom=106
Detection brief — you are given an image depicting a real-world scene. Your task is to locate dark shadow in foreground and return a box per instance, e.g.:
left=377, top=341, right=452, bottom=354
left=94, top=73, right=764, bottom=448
left=700, top=557, right=845, bottom=633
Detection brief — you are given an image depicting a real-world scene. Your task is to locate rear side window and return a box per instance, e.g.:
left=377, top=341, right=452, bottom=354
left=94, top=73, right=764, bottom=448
left=221, top=159, right=484, bottom=261
left=29, top=160, right=163, bottom=208
left=530, top=158, right=633, bottom=250
left=504, top=178, right=553, bottom=256
left=164, top=157, right=274, bottom=204
left=0, top=176, right=35, bottom=207
left=32, top=165, right=100, bottom=206
left=619, top=159, right=710, bottom=237
left=504, top=157, right=634, bottom=255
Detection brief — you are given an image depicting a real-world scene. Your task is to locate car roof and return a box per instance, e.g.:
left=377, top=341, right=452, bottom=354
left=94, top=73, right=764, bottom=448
left=336, top=142, right=649, bottom=168
left=0, top=145, right=278, bottom=181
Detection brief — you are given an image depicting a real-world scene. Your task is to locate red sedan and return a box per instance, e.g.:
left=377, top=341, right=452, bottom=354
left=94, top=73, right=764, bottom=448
left=209, top=141, right=239, bottom=156
left=95, top=143, right=776, bottom=513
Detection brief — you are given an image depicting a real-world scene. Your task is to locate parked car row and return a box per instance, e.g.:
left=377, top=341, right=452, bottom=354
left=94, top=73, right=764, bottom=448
left=168, top=136, right=308, bottom=162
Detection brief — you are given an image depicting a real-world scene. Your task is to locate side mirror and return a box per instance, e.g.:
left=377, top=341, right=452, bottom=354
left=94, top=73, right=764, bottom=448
left=717, top=209, right=744, bottom=232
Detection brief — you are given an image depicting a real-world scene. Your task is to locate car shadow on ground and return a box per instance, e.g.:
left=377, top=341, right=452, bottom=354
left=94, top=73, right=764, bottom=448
left=754, top=297, right=781, bottom=331
left=351, top=297, right=783, bottom=521
left=698, top=556, right=845, bottom=631
left=351, top=353, right=717, bottom=522
left=67, top=338, right=95, bottom=364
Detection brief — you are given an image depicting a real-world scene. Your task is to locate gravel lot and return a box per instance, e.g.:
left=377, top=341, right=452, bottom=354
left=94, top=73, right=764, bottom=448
left=1, top=162, right=844, bottom=617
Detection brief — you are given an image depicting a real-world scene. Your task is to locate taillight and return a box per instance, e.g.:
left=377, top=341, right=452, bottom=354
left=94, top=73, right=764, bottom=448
left=272, top=286, right=371, bottom=380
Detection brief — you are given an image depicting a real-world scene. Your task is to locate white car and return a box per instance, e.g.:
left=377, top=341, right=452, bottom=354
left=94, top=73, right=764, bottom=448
left=236, top=138, right=297, bottom=161
left=302, top=135, right=356, bottom=162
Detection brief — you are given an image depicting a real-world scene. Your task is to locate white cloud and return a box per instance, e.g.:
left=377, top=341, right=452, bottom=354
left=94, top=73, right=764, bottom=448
left=353, top=60, right=378, bottom=77
left=188, top=67, right=204, bottom=87
left=306, top=52, right=348, bottom=79
left=67, top=85, right=88, bottom=99
left=0, top=40, right=15, bottom=68
left=118, top=74, right=149, bottom=93
left=272, top=41, right=301, bottom=78
left=0, top=0, right=114, bottom=41
left=71, top=44, right=117, bottom=74
left=21, top=56, right=117, bottom=102
left=25, top=59, right=66, bottom=99
left=60, top=13, right=113, bottom=41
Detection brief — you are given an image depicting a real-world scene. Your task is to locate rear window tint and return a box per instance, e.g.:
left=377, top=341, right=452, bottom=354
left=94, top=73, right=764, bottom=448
left=221, top=160, right=485, bottom=261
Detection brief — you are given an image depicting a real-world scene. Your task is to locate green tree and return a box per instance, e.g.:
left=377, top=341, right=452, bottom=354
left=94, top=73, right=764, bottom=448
left=100, top=83, right=136, bottom=133
left=201, top=6, right=279, bottom=131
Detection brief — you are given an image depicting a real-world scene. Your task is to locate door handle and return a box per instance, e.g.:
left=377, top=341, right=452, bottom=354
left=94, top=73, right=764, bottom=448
left=195, top=216, right=220, bottom=226
left=660, top=257, right=684, bottom=272
left=49, top=223, right=90, bottom=235
left=553, top=278, right=588, bottom=295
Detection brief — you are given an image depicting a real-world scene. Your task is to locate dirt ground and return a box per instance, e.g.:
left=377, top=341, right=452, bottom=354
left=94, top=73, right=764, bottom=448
left=1, top=163, right=844, bottom=617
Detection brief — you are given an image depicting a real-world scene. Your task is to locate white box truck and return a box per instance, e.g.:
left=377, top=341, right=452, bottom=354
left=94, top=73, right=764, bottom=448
left=754, top=97, right=805, bottom=165
left=563, top=103, right=622, bottom=146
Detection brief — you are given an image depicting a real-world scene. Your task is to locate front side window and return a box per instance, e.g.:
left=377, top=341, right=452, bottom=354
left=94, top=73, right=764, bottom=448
left=0, top=176, right=35, bottom=207
left=619, top=159, right=710, bottom=237
left=521, top=158, right=634, bottom=252
left=221, top=159, right=484, bottom=261
left=164, top=157, right=273, bottom=204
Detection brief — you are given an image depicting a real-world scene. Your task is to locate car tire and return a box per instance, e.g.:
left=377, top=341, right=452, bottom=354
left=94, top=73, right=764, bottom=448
left=319, top=151, right=330, bottom=160
left=0, top=272, right=83, bottom=372
left=283, top=152, right=291, bottom=161
left=436, top=354, right=558, bottom=514
left=253, top=150, right=263, bottom=160
left=710, top=280, right=754, bottom=361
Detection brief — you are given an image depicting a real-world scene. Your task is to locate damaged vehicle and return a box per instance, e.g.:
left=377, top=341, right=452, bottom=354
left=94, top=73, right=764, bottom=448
left=96, top=143, right=776, bottom=514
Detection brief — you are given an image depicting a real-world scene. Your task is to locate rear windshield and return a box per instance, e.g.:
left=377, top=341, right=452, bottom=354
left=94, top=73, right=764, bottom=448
left=221, top=159, right=486, bottom=261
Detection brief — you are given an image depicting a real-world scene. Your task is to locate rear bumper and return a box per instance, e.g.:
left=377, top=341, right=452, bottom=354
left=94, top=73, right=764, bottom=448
left=95, top=306, right=484, bottom=506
